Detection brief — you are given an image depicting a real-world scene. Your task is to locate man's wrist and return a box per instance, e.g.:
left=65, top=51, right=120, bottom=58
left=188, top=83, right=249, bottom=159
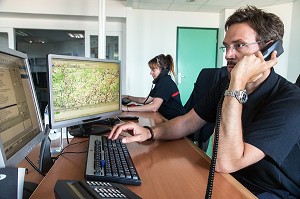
left=229, top=77, right=247, bottom=90
left=143, top=126, right=154, bottom=140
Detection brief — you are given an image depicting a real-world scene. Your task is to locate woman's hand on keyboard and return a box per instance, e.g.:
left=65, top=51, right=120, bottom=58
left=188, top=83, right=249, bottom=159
left=108, top=121, right=151, bottom=143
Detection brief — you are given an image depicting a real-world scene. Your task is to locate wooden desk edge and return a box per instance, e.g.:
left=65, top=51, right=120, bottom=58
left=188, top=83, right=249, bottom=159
left=185, top=138, right=257, bottom=199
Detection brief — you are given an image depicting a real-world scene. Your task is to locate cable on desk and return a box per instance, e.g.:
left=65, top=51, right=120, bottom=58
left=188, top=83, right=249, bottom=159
left=52, top=140, right=88, bottom=162
left=25, top=156, right=46, bottom=177
left=66, top=127, right=70, bottom=145
left=55, top=151, right=87, bottom=160
left=115, top=116, right=125, bottom=124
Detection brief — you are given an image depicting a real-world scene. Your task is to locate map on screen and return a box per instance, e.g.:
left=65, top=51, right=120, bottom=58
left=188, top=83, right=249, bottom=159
left=47, top=55, right=121, bottom=129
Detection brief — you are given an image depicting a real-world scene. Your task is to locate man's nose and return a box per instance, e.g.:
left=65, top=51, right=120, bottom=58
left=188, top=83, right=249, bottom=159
left=225, top=47, right=236, bottom=60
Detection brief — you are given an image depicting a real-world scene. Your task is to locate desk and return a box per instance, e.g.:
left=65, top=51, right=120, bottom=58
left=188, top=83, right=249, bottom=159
left=30, top=112, right=256, bottom=199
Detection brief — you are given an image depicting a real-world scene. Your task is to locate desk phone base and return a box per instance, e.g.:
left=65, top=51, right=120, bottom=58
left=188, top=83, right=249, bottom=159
left=54, top=180, right=141, bottom=199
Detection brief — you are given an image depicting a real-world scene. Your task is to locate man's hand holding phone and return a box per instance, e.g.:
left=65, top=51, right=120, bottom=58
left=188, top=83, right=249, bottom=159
left=231, top=49, right=278, bottom=88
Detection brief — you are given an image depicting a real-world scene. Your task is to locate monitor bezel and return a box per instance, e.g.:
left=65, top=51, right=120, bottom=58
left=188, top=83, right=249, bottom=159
left=0, top=47, right=48, bottom=168
left=47, top=54, right=122, bottom=130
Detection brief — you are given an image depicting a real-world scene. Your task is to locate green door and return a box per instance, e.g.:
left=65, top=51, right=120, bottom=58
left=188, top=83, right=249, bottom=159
left=176, top=28, right=218, bottom=105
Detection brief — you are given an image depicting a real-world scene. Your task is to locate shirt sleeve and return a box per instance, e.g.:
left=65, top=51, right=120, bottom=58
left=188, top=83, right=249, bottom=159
left=194, top=77, right=229, bottom=123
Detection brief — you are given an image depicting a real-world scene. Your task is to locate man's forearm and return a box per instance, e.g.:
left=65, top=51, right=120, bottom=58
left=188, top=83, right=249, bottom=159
left=216, top=79, right=246, bottom=172
left=153, top=109, right=206, bottom=140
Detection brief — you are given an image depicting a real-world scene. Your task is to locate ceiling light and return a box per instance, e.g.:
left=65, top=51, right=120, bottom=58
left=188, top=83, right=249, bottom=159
left=16, top=30, right=29, bottom=37
left=25, top=37, right=46, bottom=44
left=68, top=33, right=84, bottom=39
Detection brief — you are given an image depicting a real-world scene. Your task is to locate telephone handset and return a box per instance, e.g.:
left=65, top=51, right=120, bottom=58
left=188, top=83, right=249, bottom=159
left=142, top=68, right=169, bottom=105
left=152, top=68, right=169, bottom=84
left=261, top=40, right=284, bottom=61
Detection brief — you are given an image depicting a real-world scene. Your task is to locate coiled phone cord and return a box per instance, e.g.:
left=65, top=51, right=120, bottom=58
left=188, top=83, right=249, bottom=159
left=143, top=84, right=154, bottom=105
left=205, top=83, right=228, bottom=199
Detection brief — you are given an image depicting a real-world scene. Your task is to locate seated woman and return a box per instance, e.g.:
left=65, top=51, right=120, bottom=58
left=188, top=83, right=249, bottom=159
left=122, top=54, right=186, bottom=120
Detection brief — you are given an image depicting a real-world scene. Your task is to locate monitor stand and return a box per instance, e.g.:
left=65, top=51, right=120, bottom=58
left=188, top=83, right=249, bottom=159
left=69, top=124, right=111, bottom=138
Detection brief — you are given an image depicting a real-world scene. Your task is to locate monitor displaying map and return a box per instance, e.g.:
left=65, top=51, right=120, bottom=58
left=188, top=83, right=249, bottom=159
left=47, top=54, right=121, bottom=129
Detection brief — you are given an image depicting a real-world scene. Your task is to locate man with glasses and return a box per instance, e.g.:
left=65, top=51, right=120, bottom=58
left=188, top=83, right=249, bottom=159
left=109, top=5, right=300, bottom=198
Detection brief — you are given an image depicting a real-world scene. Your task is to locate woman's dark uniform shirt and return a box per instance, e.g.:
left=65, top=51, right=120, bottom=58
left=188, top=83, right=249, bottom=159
left=150, top=73, right=186, bottom=120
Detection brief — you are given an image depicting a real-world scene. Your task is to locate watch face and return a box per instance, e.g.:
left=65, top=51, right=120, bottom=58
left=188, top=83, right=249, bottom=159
left=240, top=92, right=248, bottom=103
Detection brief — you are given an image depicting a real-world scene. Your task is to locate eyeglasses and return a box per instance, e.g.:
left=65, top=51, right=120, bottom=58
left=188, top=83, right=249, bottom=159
left=220, top=41, right=261, bottom=52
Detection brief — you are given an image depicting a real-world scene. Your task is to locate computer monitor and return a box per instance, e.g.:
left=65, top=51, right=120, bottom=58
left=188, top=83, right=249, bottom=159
left=0, top=48, right=48, bottom=168
left=47, top=54, right=121, bottom=133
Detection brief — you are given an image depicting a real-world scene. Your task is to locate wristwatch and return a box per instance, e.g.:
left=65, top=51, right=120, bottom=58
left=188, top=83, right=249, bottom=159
left=224, top=90, right=248, bottom=104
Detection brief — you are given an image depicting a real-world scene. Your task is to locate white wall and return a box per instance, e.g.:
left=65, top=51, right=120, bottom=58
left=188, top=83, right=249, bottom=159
left=0, top=28, right=14, bottom=48
left=288, top=0, right=300, bottom=82
left=0, top=0, right=126, bottom=17
left=261, top=3, right=293, bottom=80
left=0, top=0, right=299, bottom=96
left=0, top=33, right=8, bottom=48
left=125, top=9, right=219, bottom=96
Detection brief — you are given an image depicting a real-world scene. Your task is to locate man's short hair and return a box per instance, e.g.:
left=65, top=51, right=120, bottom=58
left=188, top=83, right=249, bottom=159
left=225, top=5, right=284, bottom=44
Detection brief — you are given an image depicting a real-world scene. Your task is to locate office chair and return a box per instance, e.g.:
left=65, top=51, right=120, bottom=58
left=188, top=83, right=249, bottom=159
left=184, top=67, right=228, bottom=152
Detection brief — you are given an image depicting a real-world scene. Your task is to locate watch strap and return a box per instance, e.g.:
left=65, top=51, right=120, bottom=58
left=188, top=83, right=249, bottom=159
left=224, top=90, right=248, bottom=104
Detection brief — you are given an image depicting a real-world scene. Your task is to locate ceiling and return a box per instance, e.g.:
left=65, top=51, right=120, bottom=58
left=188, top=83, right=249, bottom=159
left=15, top=0, right=297, bottom=44
left=126, top=0, right=297, bottom=13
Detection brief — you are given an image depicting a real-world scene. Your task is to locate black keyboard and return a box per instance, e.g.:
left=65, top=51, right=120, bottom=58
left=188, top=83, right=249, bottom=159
left=85, top=135, right=141, bottom=186
left=122, top=98, right=132, bottom=105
